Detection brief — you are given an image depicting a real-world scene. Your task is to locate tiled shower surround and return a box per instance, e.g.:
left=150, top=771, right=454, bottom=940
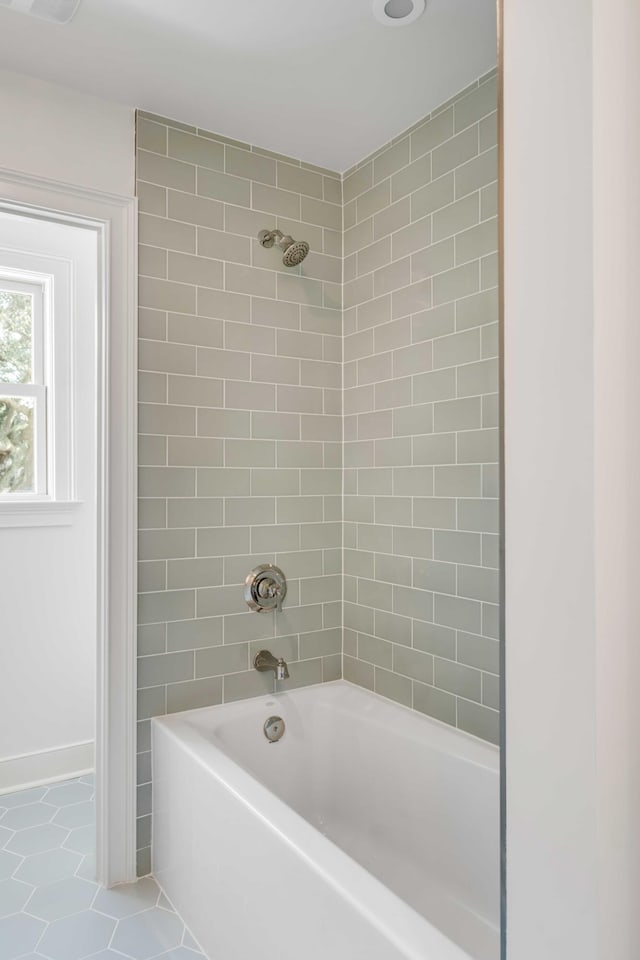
left=135, top=69, right=498, bottom=872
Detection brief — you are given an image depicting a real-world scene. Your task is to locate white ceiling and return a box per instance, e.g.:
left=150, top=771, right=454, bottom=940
left=0, top=0, right=497, bottom=172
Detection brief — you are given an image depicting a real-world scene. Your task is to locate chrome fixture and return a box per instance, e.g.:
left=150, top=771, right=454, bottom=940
left=244, top=563, right=287, bottom=613
left=254, top=650, right=290, bottom=681
left=263, top=715, right=285, bottom=743
left=258, top=228, right=310, bottom=267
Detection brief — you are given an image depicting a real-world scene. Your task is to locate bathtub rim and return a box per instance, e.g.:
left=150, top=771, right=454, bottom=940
left=152, top=679, right=498, bottom=960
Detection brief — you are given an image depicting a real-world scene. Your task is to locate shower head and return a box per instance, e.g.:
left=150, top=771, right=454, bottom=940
left=258, top=229, right=310, bottom=267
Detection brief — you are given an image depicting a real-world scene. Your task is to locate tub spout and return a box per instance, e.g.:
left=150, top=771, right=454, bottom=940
left=254, top=649, right=289, bottom=680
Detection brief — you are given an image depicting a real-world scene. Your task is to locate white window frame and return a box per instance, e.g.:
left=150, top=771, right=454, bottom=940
left=0, top=250, right=77, bottom=525
left=0, top=274, right=48, bottom=497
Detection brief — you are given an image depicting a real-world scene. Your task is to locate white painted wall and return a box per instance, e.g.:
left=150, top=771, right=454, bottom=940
left=0, top=68, right=134, bottom=196
left=0, top=71, right=134, bottom=788
left=505, top=1, right=640, bottom=957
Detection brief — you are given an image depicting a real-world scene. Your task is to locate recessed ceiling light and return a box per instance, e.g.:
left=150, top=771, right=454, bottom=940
left=0, top=0, right=81, bottom=24
left=372, top=0, right=426, bottom=27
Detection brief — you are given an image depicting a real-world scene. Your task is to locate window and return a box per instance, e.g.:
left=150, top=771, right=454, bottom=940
left=0, top=276, right=47, bottom=496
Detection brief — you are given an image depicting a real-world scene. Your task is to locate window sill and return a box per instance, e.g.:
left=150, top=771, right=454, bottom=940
left=0, top=500, right=82, bottom=528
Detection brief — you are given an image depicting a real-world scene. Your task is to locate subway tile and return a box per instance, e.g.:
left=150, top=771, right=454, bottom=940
left=139, top=244, right=166, bottom=279
left=413, top=497, right=457, bottom=529
left=167, top=557, right=224, bottom=589
left=411, top=173, right=455, bottom=220
left=168, top=128, right=224, bottom=170
left=277, top=273, right=324, bottom=307
left=252, top=354, right=299, bottom=385
left=357, top=180, right=391, bottom=223
left=139, top=466, right=195, bottom=498
left=138, top=403, right=195, bottom=437
left=433, top=592, right=481, bottom=632
left=432, top=126, right=478, bottom=179
left=253, top=183, right=300, bottom=219
left=457, top=699, right=499, bottom=744
left=138, top=181, right=167, bottom=217
left=167, top=190, right=223, bottom=229
left=479, top=113, right=498, bottom=153
left=433, top=194, right=480, bottom=242
left=198, top=288, right=250, bottom=323
left=168, top=374, right=223, bottom=407
left=138, top=118, right=167, bottom=155
left=394, top=645, right=433, bottom=684
left=226, top=263, right=275, bottom=298
left=434, top=465, right=482, bottom=497
left=392, top=217, right=431, bottom=261
left=455, top=147, right=498, bottom=199
left=226, top=146, right=275, bottom=184
left=168, top=498, right=224, bottom=528
left=434, top=530, right=481, bottom=564
left=457, top=428, right=499, bottom=464
left=138, top=651, right=193, bottom=688
left=433, top=397, right=481, bottom=432
left=413, top=621, right=456, bottom=659
left=166, top=677, right=223, bottom=713
left=225, top=438, right=276, bottom=467
left=277, top=162, right=323, bottom=198
left=456, top=218, right=498, bottom=266
left=410, top=108, right=454, bottom=160
left=457, top=632, right=500, bottom=673
left=168, top=313, right=223, bottom=348
left=374, top=257, right=411, bottom=297
left=198, top=226, right=250, bottom=265
left=393, top=466, right=434, bottom=497
left=138, top=589, right=195, bottom=625
left=393, top=585, right=433, bottom=622
left=196, top=468, right=251, bottom=498
left=458, top=498, right=499, bottom=533
left=393, top=340, right=433, bottom=378
left=168, top=437, right=224, bottom=467
left=374, top=138, right=410, bottom=183
left=391, top=155, right=431, bottom=203
left=413, top=681, right=456, bottom=725
left=432, top=261, right=480, bottom=306
left=454, top=76, right=497, bottom=132
left=435, top=658, right=481, bottom=701
left=373, top=197, right=411, bottom=239
left=198, top=347, right=249, bottom=380
left=344, top=163, right=373, bottom=204
left=301, top=196, right=342, bottom=230
left=168, top=251, right=223, bottom=289
left=139, top=277, right=196, bottom=314
left=253, top=411, right=300, bottom=441
left=357, top=294, right=391, bottom=330
left=358, top=237, right=391, bottom=277
left=413, top=433, right=456, bottom=465
left=456, top=287, right=499, bottom=330
left=198, top=167, right=250, bottom=206
left=391, top=279, right=431, bottom=319
left=196, top=642, right=248, bottom=678
left=139, top=340, right=195, bottom=376
left=413, top=558, right=456, bottom=594
left=411, top=238, right=455, bottom=282
left=139, top=372, right=167, bottom=405
left=138, top=150, right=195, bottom=192
left=457, top=564, right=499, bottom=603
left=226, top=380, right=275, bottom=411
left=393, top=402, right=434, bottom=437
left=375, top=377, right=412, bottom=410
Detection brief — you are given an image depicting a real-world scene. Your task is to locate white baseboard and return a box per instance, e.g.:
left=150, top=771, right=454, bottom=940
left=0, top=741, right=94, bottom=795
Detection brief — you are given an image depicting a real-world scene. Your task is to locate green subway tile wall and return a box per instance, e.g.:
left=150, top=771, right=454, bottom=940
left=135, top=69, right=499, bottom=874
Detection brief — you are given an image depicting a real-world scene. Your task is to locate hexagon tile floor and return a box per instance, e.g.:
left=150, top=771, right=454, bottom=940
left=0, top=776, right=208, bottom=960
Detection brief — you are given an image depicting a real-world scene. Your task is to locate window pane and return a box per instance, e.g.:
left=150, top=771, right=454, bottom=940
left=0, top=289, right=33, bottom=383
left=0, top=395, right=35, bottom=493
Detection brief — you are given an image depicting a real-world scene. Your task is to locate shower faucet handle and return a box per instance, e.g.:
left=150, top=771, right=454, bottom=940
left=244, top=564, right=287, bottom=613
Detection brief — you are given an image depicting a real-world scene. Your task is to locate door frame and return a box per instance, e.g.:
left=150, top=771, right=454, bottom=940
left=0, top=167, right=138, bottom=887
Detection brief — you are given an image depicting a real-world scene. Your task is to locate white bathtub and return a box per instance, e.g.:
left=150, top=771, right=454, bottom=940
left=152, top=680, right=499, bottom=960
